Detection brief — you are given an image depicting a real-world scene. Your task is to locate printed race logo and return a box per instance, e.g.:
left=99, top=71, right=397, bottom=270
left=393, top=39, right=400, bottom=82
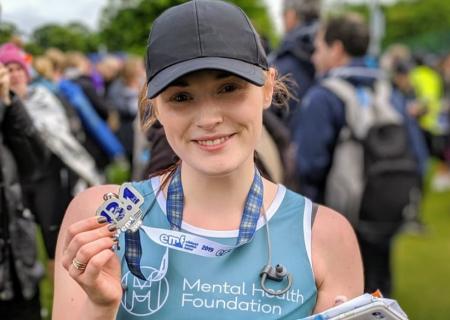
left=160, top=233, right=198, bottom=251
left=121, top=266, right=169, bottom=316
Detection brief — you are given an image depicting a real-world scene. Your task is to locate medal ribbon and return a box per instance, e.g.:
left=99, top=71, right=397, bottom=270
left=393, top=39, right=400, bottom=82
left=124, top=166, right=263, bottom=281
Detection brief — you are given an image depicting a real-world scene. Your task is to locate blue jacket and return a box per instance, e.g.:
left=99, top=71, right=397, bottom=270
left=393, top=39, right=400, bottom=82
left=270, top=23, right=317, bottom=124
left=291, top=60, right=429, bottom=202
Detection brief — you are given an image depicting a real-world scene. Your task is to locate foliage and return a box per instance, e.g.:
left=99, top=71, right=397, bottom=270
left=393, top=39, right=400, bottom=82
left=382, top=0, right=450, bottom=53
left=30, top=22, right=101, bottom=53
left=338, top=0, right=450, bottom=54
left=0, top=22, right=19, bottom=45
left=98, top=0, right=276, bottom=55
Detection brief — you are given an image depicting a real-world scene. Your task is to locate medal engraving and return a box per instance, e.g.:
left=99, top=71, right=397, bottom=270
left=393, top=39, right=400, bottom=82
left=96, top=184, right=145, bottom=234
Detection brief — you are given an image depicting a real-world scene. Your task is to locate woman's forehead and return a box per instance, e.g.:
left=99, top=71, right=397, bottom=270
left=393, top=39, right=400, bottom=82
left=6, top=62, right=24, bottom=70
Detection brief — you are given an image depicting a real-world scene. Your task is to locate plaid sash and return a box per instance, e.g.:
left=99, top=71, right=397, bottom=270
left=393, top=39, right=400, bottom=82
left=125, top=166, right=263, bottom=280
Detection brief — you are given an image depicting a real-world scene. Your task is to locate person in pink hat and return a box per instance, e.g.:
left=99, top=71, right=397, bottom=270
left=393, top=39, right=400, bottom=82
left=0, top=42, right=101, bottom=293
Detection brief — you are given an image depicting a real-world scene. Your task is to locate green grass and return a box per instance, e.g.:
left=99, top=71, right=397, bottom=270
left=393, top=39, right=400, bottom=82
left=37, top=228, right=52, bottom=320
left=393, top=185, right=450, bottom=319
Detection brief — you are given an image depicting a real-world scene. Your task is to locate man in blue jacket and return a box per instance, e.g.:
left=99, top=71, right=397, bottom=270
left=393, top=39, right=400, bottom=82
left=292, top=13, right=428, bottom=296
left=270, top=0, right=320, bottom=125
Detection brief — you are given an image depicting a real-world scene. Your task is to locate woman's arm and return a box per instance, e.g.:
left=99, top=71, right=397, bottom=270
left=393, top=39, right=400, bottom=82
left=53, top=184, right=122, bottom=320
left=311, top=206, right=364, bottom=313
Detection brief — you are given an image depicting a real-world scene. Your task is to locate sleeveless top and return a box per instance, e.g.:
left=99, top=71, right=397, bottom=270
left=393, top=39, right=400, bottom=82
left=116, top=177, right=317, bottom=319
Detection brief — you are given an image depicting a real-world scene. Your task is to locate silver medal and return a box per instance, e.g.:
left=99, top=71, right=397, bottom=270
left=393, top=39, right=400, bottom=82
left=96, top=184, right=144, bottom=234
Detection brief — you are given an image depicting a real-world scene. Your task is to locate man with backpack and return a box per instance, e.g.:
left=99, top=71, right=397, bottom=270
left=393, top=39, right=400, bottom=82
left=291, top=13, right=428, bottom=296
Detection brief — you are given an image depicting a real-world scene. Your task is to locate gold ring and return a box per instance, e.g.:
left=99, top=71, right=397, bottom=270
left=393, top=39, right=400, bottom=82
left=72, top=258, right=87, bottom=271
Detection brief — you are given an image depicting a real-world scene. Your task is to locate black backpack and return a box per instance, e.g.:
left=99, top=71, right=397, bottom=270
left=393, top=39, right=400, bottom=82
left=322, top=78, right=421, bottom=240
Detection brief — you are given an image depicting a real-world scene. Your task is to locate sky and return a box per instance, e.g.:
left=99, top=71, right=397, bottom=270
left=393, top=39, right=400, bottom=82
left=1, top=0, right=110, bottom=35
left=0, top=0, right=283, bottom=36
left=1, top=0, right=394, bottom=37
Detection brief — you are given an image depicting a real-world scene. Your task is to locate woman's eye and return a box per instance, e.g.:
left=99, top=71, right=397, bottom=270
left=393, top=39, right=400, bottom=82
left=219, top=84, right=238, bottom=93
left=170, top=93, right=191, bottom=102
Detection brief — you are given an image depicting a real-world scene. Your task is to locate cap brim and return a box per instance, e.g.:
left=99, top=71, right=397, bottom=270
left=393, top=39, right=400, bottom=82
left=147, top=57, right=266, bottom=98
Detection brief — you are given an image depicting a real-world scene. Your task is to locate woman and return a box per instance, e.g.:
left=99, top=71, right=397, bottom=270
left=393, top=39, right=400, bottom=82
left=106, top=55, right=146, bottom=163
left=0, top=42, right=102, bottom=281
left=53, top=1, right=363, bottom=319
left=0, top=61, right=48, bottom=320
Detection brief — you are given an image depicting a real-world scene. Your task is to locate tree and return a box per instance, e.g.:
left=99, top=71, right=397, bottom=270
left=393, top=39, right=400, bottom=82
left=30, top=22, right=100, bottom=53
left=0, top=22, right=19, bottom=45
left=382, top=0, right=450, bottom=53
left=99, top=0, right=276, bottom=54
left=335, top=0, right=450, bottom=54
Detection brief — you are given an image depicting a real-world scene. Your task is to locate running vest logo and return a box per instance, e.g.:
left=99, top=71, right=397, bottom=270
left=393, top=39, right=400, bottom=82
left=159, top=233, right=199, bottom=251
left=121, top=266, right=170, bottom=316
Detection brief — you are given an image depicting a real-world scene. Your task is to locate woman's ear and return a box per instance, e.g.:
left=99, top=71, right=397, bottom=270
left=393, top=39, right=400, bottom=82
left=263, top=68, right=276, bottom=109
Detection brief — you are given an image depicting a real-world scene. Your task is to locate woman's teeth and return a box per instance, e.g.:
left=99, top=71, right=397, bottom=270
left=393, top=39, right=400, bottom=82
left=197, top=137, right=228, bottom=146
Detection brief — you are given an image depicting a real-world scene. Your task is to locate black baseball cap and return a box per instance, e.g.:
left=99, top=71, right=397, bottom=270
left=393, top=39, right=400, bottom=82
left=145, top=0, right=269, bottom=98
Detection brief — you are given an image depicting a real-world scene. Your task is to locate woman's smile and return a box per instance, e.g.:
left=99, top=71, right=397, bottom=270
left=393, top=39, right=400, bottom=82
left=193, top=133, right=235, bottom=151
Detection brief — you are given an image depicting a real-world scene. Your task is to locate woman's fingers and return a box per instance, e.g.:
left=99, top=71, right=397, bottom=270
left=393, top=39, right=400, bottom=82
left=62, top=222, right=117, bottom=270
left=82, top=248, right=119, bottom=283
left=63, top=216, right=108, bottom=249
left=76, top=248, right=122, bottom=306
left=334, top=295, right=348, bottom=305
left=67, top=236, right=117, bottom=277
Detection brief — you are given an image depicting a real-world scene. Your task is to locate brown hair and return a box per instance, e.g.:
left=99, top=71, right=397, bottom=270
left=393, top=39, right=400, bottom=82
left=44, top=48, right=66, bottom=73
left=322, top=13, right=369, bottom=57
left=138, top=68, right=295, bottom=132
left=121, top=56, right=144, bottom=86
left=33, top=56, right=54, bottom=80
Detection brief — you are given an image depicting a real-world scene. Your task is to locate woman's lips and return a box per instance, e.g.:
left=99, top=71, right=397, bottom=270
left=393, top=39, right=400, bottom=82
left=194, top=134, right=234, bottom=150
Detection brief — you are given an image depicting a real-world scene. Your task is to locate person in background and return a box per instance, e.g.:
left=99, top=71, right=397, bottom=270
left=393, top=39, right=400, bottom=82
left=0, top=61, right=48, bottom=320
left=107, top=56, right=146, bottom=163
left=292, top=14, right=427, bottom=296
left=44, top=47, right=66, bottom=84
left=32, top=55, right=87, bottom=156
left=410, top=54, right=450, bottom=191
left=438, top=53, right=450, bottom=184
left=269, top=0, right=320, bottom=125
left=63, top=51, right=120, bottom=169
left=0, top=43, right=101, bottom=284
left=95, top=55, right=123, bottom=97
left=53, top=1, right=363, bottom=319
left=64, top=51, right=111, bottom=121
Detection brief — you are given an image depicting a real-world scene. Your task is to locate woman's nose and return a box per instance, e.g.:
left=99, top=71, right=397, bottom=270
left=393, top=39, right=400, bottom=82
left=195, top=99, right=223, bottom=130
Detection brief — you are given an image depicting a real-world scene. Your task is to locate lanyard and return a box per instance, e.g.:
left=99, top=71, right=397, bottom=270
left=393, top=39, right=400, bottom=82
left=124, top=166, right=263, bottom=281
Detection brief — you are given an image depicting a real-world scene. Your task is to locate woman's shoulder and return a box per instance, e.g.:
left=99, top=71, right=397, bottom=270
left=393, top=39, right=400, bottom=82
left=311, top=205, right=364, bottom=307
left=130, top=177, right=159, bottom=197
left=312, top=205, right=360, bottom=272
left=314, top=206, right=355, bottom=236
left=64, top=184, right=120, bottom=223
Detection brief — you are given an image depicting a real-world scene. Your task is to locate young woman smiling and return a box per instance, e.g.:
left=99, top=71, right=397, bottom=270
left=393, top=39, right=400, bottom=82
left=53, top=1, right=363, bottom=319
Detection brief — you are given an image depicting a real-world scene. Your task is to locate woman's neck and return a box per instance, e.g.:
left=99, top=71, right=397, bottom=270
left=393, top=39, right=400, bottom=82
left=179, top=160, right=257, bottom=230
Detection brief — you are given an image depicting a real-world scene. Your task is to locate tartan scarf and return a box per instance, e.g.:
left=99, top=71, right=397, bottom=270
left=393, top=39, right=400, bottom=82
left=125, top=166, right=263, bottom=280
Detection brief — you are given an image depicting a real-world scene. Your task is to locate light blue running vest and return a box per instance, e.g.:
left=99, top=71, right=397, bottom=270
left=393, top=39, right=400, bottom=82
left=116, top=177, right=317, bottom=319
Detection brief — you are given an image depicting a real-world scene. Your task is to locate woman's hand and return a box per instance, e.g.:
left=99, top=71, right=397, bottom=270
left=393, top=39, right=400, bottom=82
left=61, top=216, right=122, bottom=307
left=53, top=185, right=123, bottom=320
left=0, top=63, right=11, bottom=105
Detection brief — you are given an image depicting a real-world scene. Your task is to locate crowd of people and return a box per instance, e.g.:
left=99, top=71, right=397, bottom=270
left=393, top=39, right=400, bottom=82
left=0, top=0, right=449, bottom=319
